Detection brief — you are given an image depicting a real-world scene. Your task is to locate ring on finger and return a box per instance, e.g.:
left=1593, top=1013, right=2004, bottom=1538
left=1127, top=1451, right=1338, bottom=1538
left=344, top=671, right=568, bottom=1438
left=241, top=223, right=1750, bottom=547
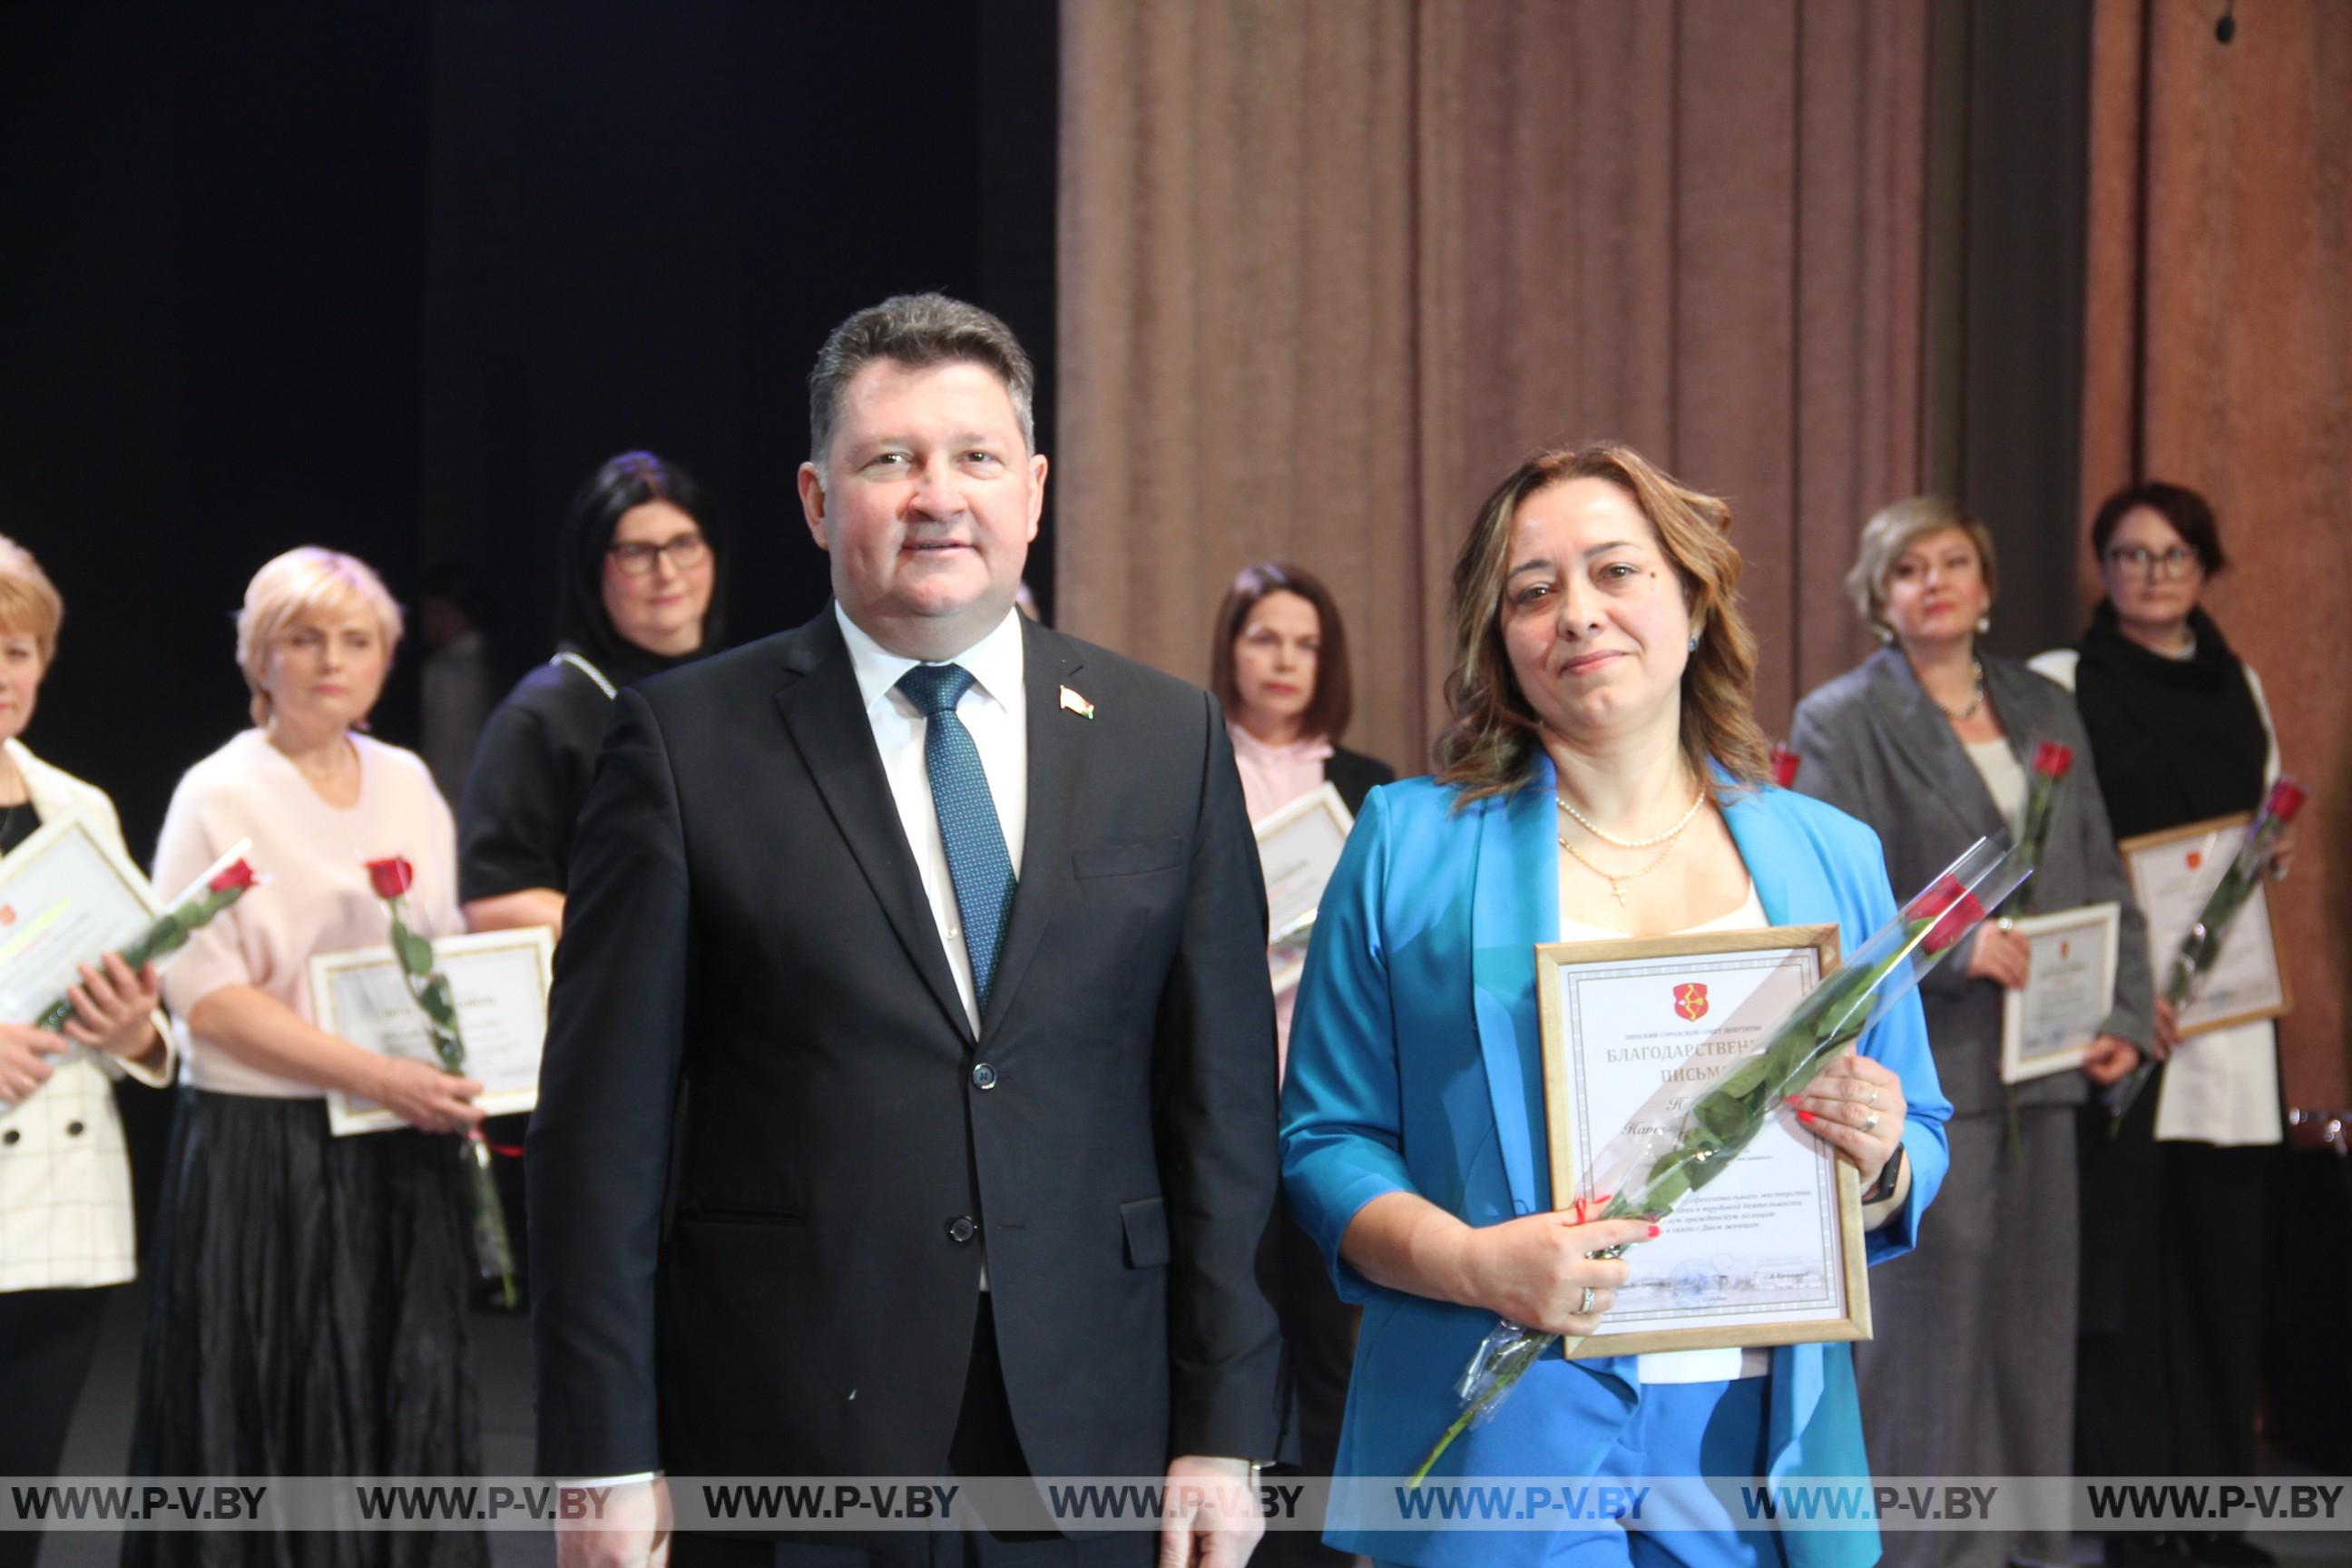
left=1579, top=1286, right=1596, bottom=1315
left=1867, top=1087, right=1879, bottom=1107
left=1862, top=1111, right=1881, bottom=1133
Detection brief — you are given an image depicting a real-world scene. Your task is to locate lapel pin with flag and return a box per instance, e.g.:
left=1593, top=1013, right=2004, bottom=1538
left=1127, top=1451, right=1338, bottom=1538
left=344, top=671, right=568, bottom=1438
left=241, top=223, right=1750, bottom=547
left=1058, top=684, right=1095, bottom=720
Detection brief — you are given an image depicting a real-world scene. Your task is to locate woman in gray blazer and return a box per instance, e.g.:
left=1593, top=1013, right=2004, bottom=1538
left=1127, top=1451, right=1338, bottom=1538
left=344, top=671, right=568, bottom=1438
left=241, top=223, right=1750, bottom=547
left=1788, top=495, right=2153, bottom=1568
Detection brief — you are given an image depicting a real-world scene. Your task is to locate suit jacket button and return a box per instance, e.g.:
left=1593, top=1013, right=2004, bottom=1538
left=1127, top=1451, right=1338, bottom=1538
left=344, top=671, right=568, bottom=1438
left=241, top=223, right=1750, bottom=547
left=946, top=1215, right=977, bottom=1244
left=66, top=1121, right=86, bottom=1136
left=970, top=1063, right=997, bottom=1091
left=2, top=1129, right=18, bottom=1145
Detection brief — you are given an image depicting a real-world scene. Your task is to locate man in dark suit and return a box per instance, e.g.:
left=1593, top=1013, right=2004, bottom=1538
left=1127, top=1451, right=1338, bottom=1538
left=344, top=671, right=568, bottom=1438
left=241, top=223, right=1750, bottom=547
left=529, top=294, right=1283, bottom=1568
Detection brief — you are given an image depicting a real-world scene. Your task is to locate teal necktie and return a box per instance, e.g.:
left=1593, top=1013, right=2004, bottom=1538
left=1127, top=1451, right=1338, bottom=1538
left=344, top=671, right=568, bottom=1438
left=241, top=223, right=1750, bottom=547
left=896, top=663, right=1017, bottom=1012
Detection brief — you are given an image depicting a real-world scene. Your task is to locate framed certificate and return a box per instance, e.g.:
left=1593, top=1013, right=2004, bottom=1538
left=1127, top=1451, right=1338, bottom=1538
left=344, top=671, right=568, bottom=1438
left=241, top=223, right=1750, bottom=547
left=0, top=818, right=165, bottom=1024
left=1536, top=925, right=1870, bottom=1357
left=2119, top=815, right=2290, bottom=1037
left=1253, top=782, right=1354, bottom=993
left=1999, top=903, right=2121, bottom=1084
left=317, top=926, right=557, bottom=1135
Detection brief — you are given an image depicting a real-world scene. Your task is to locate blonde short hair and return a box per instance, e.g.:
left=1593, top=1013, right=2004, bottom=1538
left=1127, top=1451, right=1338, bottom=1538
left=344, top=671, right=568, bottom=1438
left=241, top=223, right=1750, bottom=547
left=234, top=547, right=405, bottom=728
left=1845, top=495, right=2000, bottom=632
left=0, top=535, right=64, bottom=663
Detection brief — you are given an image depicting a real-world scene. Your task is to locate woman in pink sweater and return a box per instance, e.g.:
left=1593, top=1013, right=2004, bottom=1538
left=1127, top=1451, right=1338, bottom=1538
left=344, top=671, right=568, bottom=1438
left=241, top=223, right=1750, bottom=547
left=127, top=549, right=486, bottom=1568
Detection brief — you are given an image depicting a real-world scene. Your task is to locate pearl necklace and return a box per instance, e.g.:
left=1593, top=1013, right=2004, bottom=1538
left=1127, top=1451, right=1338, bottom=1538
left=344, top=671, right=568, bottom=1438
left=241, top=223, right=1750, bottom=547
left=1554, top=786, right=1707, bottom=849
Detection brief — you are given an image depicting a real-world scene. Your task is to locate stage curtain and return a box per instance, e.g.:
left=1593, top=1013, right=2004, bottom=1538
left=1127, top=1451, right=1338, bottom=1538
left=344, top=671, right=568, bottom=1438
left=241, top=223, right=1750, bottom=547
left=1057, top=0, right=1931, bottom=773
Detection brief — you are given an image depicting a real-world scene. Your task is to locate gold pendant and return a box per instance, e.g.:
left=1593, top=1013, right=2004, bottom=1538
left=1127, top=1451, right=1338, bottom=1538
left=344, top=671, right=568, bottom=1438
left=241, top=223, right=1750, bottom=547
left=1608, top=879, right=1628, bottom=906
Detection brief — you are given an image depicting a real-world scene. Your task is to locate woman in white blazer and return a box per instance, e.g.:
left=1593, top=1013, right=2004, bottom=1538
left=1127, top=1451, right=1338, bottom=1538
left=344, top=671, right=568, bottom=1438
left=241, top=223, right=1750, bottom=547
left=0, top=536, right=173, bottom=1568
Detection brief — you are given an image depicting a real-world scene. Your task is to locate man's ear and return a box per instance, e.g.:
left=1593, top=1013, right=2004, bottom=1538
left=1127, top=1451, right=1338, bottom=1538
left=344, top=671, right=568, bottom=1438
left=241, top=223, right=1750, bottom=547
left=797, top=462, right=830, bottom=551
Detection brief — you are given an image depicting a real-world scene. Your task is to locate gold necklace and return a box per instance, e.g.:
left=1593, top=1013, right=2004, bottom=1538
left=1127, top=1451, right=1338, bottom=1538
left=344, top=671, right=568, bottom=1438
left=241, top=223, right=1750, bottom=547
left=1558, top=833, right=1681, bottom=906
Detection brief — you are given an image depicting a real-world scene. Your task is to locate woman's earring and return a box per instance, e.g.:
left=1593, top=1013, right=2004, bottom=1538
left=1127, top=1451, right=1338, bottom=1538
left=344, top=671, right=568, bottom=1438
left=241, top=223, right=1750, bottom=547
left=1975, top=613, right=1992, bottom=635
left=1873, top=623, right=1895, bottom=644
left=1688, top=632, right=1701, bottom=652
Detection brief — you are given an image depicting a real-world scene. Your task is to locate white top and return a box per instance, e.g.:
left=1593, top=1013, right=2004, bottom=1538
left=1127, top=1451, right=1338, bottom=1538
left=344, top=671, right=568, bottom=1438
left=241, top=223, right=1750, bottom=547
left=1962, top=738, right=2029, bottom=839
left=2027, top=647, right=2281, bottom=1145
left=0, top=741, right=176, bottom=1291
left=1560, top=876, right=1772, bottom=1384
left=152, top=730, right=462, bottom=1099
left=834, top=604, right=1029, bottom=1039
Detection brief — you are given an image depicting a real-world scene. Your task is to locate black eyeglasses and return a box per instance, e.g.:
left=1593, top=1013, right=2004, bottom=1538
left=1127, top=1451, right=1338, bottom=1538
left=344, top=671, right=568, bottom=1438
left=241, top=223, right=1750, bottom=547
left=608, top=533, right=710, bottom=576
left=2107, top=544, right=2200, bottom=580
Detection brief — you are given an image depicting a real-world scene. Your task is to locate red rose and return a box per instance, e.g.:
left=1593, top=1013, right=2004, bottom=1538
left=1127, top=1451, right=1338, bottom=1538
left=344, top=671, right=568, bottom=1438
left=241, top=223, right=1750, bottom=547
left=1908, top=874, right=1988, bottom=954
left=208, top=859, right=258, bottom=894
left=365, top=857, right=416, bottom=899
left=2032, top=740, right=2073, bottom=780
left=2264, top=777, right=2308, bottom=824
left=1771, top=744, right=1801, bottom=789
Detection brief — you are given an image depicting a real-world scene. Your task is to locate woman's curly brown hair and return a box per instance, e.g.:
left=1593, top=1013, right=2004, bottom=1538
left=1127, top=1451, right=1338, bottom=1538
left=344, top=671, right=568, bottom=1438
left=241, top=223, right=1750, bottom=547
left=1433, top=442, right=1770, bottom=806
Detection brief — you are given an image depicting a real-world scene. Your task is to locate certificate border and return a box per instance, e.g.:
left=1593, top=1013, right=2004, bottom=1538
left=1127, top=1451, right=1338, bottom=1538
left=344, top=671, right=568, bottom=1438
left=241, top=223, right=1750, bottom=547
left=317, top=926, right=557, bottom=1136
left=1254, top=781, right=1354, bottom=993
left=0, top=814, right=165, bottom=925
left=1534, top=924, right=1873, bottom=1357
left=1998, top=902, right=2121, bottom=1084
left=2117, top=813, right=2292, bottom=1037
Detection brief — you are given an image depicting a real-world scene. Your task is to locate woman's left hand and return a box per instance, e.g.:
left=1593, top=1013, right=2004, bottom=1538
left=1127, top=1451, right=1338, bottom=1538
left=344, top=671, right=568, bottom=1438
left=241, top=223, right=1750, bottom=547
left=60, top=952, right=164, bottom=1061
left=1787, top=1053, right=1906, bottom=1192
left=2079, top=1034, right=2140, bottom=1087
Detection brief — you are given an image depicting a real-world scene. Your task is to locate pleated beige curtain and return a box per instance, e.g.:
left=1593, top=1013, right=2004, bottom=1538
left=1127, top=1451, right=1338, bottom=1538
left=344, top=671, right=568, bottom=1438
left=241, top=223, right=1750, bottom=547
left=2082, top=0, right=2352, bottom=1103
left=1057, top=0, right=1930, bottom=778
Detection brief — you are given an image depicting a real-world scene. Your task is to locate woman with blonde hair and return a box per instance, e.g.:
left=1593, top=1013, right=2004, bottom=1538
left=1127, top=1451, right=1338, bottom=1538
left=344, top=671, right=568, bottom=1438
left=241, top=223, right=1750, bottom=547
left=1281, top=444, right=1950, bottom=1568
left=0, top=537, right=174, bottom=1568
left=1788, top=495, right=2152, bottom=1568
left=127, top=548, right=485, bottom=1568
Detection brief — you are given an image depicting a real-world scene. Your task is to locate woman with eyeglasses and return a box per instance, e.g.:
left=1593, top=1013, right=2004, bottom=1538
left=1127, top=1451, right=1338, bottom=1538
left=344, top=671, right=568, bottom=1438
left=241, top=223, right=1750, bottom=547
left=2030, top=482, right=2289, bottom=1568
left=456, top=452, right=727, bottom=941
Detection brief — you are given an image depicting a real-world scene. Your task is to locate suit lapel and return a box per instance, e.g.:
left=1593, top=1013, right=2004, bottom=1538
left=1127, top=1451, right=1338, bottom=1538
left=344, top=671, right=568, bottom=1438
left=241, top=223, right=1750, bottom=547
left=977, top=621, right=1088, bottom=1040
left=1468, top=758, right=1556, bottom=1218
left=1862, top=649, right=2008, bottom=842
left=773, top=617, right=973, bottom=1043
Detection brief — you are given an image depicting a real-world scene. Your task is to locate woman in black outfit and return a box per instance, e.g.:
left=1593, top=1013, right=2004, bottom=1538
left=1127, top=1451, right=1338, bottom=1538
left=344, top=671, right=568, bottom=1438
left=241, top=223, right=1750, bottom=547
left=456, top=453, right=726, bottom=1287
left=2031, top=482, right=2289, bottom=1568
left=457, top=451, right=727, bottom=937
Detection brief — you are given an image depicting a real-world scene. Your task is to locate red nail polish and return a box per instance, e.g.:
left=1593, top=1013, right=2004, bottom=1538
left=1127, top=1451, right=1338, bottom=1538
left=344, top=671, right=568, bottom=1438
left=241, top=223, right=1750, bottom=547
left=1647, top=1224, right=1661, bottom=1238
left=1798, top=1109, right=1816, bottom=1123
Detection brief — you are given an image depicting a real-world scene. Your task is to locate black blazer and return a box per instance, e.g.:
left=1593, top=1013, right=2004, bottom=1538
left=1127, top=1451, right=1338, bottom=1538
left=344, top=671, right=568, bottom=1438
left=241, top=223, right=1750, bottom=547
left=1323, top=744, right=1396, bottom=818
left=528, top=612, right=1284, bottom=1481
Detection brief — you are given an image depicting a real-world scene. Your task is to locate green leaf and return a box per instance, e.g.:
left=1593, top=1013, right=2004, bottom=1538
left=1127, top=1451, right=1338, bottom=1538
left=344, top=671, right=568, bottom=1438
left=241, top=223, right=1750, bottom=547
left=392, top=924, right=438, bottom=977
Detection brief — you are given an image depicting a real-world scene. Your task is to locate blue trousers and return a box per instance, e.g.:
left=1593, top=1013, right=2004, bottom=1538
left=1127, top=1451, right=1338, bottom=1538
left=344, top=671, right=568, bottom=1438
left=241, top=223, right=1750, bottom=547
left=1378, top=1374, right=1787, bottom=1568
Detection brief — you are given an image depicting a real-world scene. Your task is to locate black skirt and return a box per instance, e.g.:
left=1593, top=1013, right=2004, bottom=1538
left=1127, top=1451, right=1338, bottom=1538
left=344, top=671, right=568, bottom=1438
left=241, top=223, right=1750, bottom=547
left=126, top=1090, right=486, bottom=1568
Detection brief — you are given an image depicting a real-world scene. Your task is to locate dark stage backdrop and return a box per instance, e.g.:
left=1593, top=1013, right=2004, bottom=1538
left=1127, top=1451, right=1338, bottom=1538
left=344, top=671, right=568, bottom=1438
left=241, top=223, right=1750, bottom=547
left=1, top=0, right=1058, bottom=861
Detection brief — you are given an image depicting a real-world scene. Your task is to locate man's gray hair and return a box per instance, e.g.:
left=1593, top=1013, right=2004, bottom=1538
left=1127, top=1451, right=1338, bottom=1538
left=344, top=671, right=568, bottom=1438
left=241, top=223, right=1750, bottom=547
left=807, top=293, right=1036, bottom=466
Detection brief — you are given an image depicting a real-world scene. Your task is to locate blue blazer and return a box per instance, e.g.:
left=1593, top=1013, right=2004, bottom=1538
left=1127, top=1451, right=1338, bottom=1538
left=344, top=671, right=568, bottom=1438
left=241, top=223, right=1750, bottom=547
left=1279, top=759, right=1952, bottom=1568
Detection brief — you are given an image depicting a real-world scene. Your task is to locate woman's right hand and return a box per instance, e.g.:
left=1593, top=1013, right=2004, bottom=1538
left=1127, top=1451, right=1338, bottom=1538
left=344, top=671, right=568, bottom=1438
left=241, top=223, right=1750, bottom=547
left=367, top=1055, right=485, bottom=1133
left=1457, top=1212, right=1656, bottom=1337
left=0, top=1024, right=67, bottom=1105
left=1965, top=924, right=2032, bottom=990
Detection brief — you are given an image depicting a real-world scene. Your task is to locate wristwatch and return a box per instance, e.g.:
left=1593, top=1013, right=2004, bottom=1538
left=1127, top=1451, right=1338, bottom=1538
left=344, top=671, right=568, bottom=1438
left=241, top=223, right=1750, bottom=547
left=1860, top=1144, right=1906, bottom=1205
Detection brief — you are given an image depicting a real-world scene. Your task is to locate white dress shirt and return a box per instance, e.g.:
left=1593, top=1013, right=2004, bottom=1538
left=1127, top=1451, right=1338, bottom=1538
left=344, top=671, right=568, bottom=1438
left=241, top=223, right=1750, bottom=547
left=834, top=603, right=1030, bottom=1038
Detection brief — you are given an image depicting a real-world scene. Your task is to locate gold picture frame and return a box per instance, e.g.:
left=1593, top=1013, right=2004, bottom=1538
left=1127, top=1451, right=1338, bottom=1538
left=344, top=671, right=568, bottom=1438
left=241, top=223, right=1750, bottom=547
left=1535, top=924, right=1873, bottom=1358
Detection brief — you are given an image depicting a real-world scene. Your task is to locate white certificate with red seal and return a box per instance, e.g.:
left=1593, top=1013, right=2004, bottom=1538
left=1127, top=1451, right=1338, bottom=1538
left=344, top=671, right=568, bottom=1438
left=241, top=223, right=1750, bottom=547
left=1534, top=925, right=1871, bottom=1357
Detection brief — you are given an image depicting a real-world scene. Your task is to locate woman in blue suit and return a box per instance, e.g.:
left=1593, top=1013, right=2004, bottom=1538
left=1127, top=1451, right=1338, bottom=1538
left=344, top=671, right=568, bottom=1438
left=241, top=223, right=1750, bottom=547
left=1281, top=443, right=1954, bottom=1568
